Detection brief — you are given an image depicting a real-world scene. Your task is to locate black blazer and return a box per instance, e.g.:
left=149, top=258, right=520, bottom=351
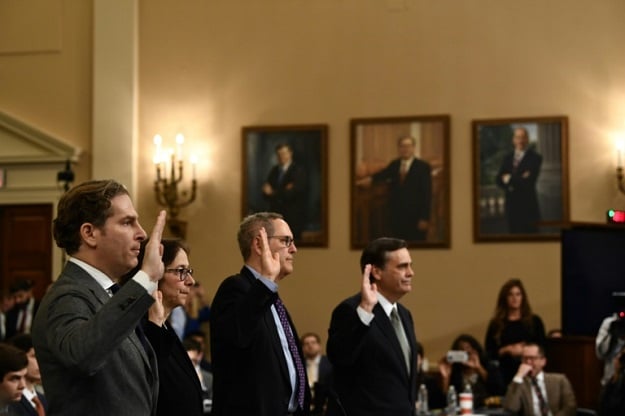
left=8, top=393, right=47, bottom=416
left=210, top=267, right=311, bottom=416
left=311, top=355, right=333, bottom=415
left=372, top=158, right=432, bottom=241
left=327, top=294, right=418, bottom=416
left=143, top=320, right=204, bottom=416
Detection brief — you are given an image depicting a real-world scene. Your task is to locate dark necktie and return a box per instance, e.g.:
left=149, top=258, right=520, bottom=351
left=530, top=376, right=549, bottom=416
left=390, top=307, right=411, bottom=374
left=274, top=296, right=305, bottom=410
left=32, top=395, right=45, bottom=416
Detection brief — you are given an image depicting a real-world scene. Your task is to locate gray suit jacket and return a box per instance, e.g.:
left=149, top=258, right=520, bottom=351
left=503, top=372, right=577, bottom=416
left=32, top=262, right=158, bottom=416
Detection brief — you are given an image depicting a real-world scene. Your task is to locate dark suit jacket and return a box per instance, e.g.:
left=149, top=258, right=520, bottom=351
left=495, top=148, right=543, bottom=233
left=143, top=320, right=204, bottom=416
left=5, top=298, right=39, bottom=340
left=264, top=162, right=308, bottom=239
left=372, top=158, right=432, bottom=241
left=210, top=267, right=310, bottom=416
left=31, top=262, right=158, bottom=416
left=503, top=373, right=577, bottom=416
left=310, top=355, right=333, bottom=415
left=326, top=294, right=418, bottom=416
left=8, top=393, right=47, bottom=416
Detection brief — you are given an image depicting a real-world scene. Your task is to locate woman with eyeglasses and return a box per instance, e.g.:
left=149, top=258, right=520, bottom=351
left=127, top=239, right=205, bottom=416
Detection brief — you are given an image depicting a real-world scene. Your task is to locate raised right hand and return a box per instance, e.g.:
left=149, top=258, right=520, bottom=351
left=359, top=264, right=378, bottom=313
left=141, top=210, right=166, bottom=282
left=258, top=227, right=280, bottom=281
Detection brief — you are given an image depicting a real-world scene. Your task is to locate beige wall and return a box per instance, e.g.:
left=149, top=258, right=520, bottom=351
left=2, top=0, right=625, bottom=362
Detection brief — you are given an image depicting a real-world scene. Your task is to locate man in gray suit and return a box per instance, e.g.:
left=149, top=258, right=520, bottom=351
left=31, top=179, right=166, bottom=416
left=503, top=342, right=576, bottom=416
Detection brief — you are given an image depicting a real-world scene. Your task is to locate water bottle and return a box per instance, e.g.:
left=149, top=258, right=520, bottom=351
left=417, top=383, right=429, bottom=415
left=459, top=383, right=473, bottom=414
left=446, top=385, right=457, bottom=415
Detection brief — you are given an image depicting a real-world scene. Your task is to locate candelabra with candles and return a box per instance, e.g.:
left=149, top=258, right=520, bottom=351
left=153, top=134, right=197, bottom=238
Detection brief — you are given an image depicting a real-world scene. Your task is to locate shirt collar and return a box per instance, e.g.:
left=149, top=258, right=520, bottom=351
left=69, top=257, right=115, bottom=292
left=376, top=292, right=396, bottom=317
left=22, top=386, right=36, bottom=401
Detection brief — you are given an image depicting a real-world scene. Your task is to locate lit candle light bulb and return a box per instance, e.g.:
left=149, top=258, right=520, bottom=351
left=176, top=134, right=185, bottom=161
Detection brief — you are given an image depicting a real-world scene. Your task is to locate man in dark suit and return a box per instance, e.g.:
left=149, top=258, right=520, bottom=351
left=5, top=279, right=38, bottom=340
left=503, top=343, right=576, bottom=416
left=7, top=334, right=47, bottom=416
left=358, top=136, right=432, bottom=241
left=262, top=143, right=308, bottom=240
left=300, top=332, right=333, bottom=415
left=496, top=127, right=543, bottom=234
left=31, top=179, right=166, bottom=416
left=210, top=212, right=310, bottom=416
left=327, top=237, right=418, bottom=416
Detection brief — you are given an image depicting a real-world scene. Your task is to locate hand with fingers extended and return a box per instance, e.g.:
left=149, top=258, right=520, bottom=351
left=258, top=227, right=281, bottom=281
left=359, top=264, right=378, bottom=313
left=140, top=210, right=167, bottom=282
left=148, top=290, right=166, bottom=326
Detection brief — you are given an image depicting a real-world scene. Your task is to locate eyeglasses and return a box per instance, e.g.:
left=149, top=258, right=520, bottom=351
left=165, top=267, right=194, bottom=281
left=268, top=235, right=295, bottom=248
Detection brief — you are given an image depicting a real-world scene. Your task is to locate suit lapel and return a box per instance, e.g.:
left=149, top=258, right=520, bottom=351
left=373, top=304, right=410, bottom=379
left=543, top=374, right=556, bottom=412
left=65, top=263, right=157, bottom=378
left=240, top=268, right=292, bottom=386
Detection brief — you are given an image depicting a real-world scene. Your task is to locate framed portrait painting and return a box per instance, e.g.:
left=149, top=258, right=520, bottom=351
left=472, top=116, right=570, bottom=242
left=350, top=115, right=450, bottom=249
left=242, top=124, right=328, bottom=247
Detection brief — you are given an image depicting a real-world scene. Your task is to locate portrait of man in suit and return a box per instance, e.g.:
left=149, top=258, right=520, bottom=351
left=262, top=143, right=308, bottom=240
left=31, top=179, right=166, bottom=416
left=503, top=343, right=576, bottom=416
left=496, top=127, right=543, bottom=234
left=242, top=125, right=328, bottom=247
left=351, top=116, right=450, bottom=248
left=356, top=136, right=432, bottom=242
left=326, top=237, right=418, bottom=416
left=473, top=117, right=568, bottom=241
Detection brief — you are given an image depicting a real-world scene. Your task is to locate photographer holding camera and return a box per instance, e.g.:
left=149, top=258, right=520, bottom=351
left=596, top=294, right=625, bottom=387
left=438, top=334, right=505, bottom=408
left=599, top=345, right=625, bottom=415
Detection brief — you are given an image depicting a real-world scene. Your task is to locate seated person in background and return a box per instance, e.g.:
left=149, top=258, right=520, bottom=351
left=485, top=279, right=546, bottom=386
left=599, top=345, right=625, bottom=415
left=438, top=334, right=504, bottom=408
left=7, top=334, right=47, bottom=415
left=503, top=343, right=576, bottom=416
left=169, top=281, right=211, bottom=340
left=596, top=306, right=625, bottom=387
left=186, top=330, right=212, bottom=372
left=5, top=280, right=38, bottom=339
left=300, top=332, right=332, bottom=415
left=415, top=341, right=445, bottom=410
left=183, top=337, right=213, bottom=414
left=0, top=343, right=28, bottom=414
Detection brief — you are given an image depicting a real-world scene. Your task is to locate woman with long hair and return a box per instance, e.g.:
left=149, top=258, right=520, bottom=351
left=484, top=278, right=546, bottom=386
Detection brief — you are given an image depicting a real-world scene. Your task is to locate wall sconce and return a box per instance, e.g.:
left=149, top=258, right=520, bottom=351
left=617, top=140, right=625, bottom=194
left=153, top=133, right=197, bottom=238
